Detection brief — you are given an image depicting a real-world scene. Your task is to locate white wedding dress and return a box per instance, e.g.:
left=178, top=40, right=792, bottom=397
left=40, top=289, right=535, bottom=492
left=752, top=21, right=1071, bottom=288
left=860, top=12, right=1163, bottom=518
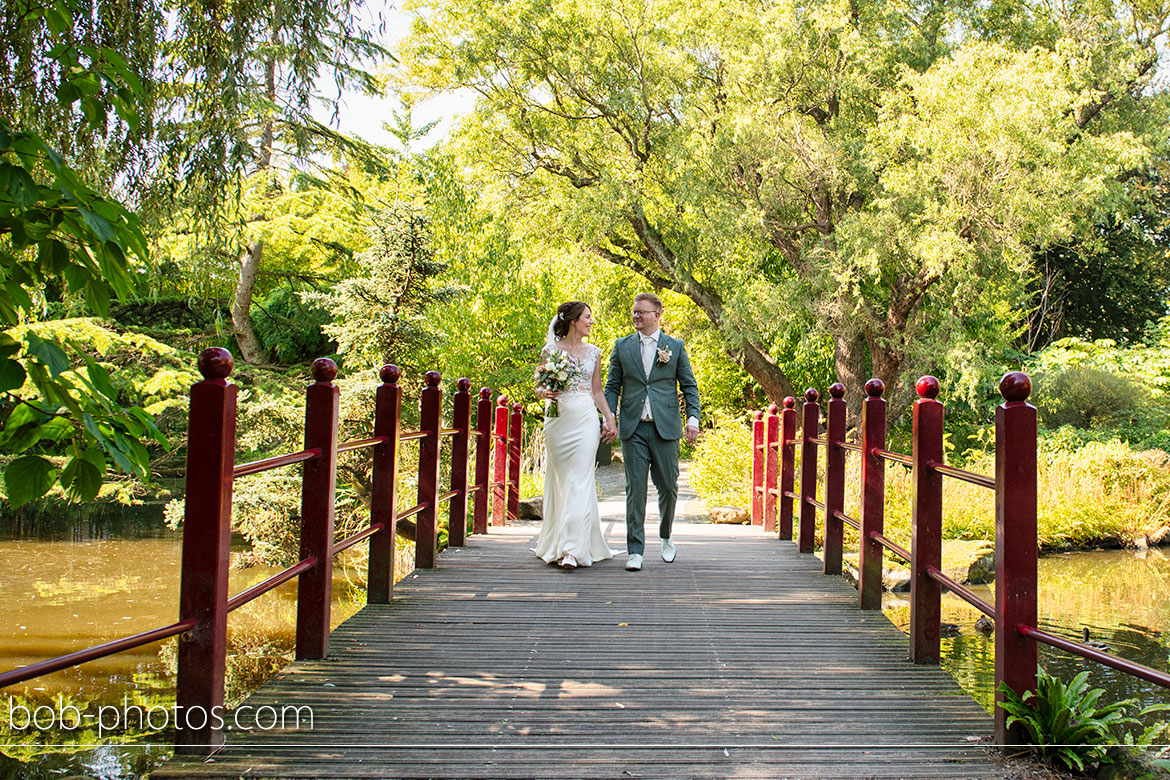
left=533, top=343, right=615, bottom=566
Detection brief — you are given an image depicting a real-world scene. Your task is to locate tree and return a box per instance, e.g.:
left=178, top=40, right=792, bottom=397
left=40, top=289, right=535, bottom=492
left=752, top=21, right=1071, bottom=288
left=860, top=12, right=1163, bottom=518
left=1024, top=172, right=1170, bottom=351
left=159, top=0, right=393, bottom=363
left=402, top=0, right=1165, bottom=408
left=0, top=5, right=165, bottom=506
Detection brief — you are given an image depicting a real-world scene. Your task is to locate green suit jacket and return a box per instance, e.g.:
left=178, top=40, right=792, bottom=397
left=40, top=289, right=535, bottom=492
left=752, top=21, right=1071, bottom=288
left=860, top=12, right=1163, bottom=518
left=604, top=332, right=701, bottom=441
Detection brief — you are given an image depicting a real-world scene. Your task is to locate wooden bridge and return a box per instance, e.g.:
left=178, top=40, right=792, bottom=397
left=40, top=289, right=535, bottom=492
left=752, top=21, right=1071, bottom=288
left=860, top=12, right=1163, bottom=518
left=155, top=467, right=1003, bottom=780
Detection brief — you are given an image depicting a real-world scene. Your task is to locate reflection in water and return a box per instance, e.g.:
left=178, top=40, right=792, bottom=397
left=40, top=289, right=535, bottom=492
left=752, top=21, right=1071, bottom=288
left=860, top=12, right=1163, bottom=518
left=0, top=531, right=366, bottom=780
left=884, top=547, right=1170, bottom=719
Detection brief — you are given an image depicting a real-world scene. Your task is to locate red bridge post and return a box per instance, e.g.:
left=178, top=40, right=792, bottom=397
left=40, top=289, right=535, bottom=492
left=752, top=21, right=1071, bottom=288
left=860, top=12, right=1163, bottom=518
left=995, top=372, right=1038, bottom=745
left=798, top=389, right=820, bottom=554
left=858, top=379, right=886, bottom=611
left=368, top=364, right=402, bottom=604
left=507, top=402, right=523, bottom=523
left=910, top=376, right=943, bottom=665
left=778, top=397, right=796, bottom=540
left=416, top=371, right=442, bottom=568
left=764, top=405, right=780, bottom=533
left=492, top=396, right=509, bottom=526
left=296, top=358, right=340, bottom=661
left=472, top=388, right=492, bottom=534
left=448, top=378, right=472, bottom=547
left=823, top=383, right=847, bottom=576
left=751, top=410, right=765, bottom=526
left=175, top=347, right=236, bottom=754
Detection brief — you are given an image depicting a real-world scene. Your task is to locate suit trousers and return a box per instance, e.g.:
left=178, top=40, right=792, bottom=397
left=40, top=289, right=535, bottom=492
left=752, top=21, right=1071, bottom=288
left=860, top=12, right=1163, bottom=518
left=623, top=420, right=679, bottom=555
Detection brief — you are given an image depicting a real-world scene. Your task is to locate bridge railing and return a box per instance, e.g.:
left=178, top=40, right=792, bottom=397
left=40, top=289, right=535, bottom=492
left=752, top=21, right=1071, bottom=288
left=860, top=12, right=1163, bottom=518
left=0, top=347, right=525, bottom=754
left=751, top=371, right=1170, bottom=745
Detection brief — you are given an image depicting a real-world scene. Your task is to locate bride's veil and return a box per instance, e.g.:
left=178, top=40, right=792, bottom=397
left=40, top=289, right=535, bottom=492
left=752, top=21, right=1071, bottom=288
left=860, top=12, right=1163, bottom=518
left=544, top=314, right=560, bottom=350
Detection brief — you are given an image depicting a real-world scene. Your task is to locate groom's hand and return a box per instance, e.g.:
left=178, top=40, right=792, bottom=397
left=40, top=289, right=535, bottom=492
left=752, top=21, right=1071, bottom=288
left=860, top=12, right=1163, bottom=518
left=602, top=423, right=618, bottom=443
left=684, top=424, right=699, bottom=445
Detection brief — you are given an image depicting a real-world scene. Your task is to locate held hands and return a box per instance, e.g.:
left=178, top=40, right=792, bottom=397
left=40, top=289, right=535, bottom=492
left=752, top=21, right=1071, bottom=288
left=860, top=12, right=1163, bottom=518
left=684, top=424, right=699, bottom=445
left=601, top=418, right=618, bottom=443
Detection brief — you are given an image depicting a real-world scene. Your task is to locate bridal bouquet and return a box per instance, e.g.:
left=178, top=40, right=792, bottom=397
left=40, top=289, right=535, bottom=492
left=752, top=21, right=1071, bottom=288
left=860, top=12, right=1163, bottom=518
left=535, top=349, right=577, bottom=418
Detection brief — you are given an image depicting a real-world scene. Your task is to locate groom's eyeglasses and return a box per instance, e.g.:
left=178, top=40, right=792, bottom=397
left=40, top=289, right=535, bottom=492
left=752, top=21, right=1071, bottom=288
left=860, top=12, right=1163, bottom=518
left=631, top=309, right=660, bottom=317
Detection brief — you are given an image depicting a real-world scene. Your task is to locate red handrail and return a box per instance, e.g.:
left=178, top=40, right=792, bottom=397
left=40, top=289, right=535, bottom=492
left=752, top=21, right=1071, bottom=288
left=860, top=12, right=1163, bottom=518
left=754, top=370, right=1170, bottom=746
left=0, top=349, right=511, bottom=756
left=234, top=447, right=321, bottom=477
left=0, top=618, right=199, bottom=689
left=227, top=558, right=318, bottom=612
left=337, top=435, right=388, bottom=453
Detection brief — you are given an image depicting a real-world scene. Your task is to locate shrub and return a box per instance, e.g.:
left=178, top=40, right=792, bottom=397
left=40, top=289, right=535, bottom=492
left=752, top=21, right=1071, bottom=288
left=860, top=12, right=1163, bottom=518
left=1033, top=366, right=1144, bottom=429
left=690, top=411, right=753, bottom=509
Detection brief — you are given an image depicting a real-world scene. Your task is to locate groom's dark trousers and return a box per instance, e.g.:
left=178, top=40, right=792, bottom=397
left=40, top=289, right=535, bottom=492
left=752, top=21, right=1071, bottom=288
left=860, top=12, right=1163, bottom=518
left=623, top=420, right=678, bottom=556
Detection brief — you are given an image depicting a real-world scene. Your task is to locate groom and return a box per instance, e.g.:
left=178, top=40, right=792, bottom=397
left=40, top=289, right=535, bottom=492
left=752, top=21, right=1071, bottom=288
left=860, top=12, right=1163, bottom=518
left=603, top=293, right=700, bottom=572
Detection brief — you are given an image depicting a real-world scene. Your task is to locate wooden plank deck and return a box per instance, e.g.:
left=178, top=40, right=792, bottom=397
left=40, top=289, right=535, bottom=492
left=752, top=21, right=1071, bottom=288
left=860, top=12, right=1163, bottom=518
left=156, top=515, right=1005, bottom=779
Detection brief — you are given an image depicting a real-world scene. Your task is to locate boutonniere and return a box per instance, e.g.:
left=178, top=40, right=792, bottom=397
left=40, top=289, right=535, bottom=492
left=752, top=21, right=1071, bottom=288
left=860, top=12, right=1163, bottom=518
left=656, top=346, right=672, bottom=364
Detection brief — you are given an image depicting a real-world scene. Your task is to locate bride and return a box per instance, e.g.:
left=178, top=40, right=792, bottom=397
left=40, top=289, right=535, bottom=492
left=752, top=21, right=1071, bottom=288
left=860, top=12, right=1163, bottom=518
left=533, top=301, right=618, bottom=569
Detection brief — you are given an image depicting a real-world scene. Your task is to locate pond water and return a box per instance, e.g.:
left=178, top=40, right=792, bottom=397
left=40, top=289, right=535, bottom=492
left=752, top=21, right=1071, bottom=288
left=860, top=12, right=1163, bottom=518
left=883, top=546, right=1170, bottom=721
left=0, top=515, right=367, bottom=780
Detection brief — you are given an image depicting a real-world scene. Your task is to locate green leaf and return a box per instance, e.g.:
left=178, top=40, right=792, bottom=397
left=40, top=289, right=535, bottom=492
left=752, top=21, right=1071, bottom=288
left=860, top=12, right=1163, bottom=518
left=38, top=239, right=70, bottom=274
left=75, top=205, right=115, bottom=243
left=0, top=356, right=26, bottom=394
left=60, top=454, right=103, bottom=502
left=0, top=162, right=41, bottom=210
left=0, top=333, right=21, bottom=359
left=5, top=455, right=59, bottom=507
left=78, top=351, right=119, bottom=403
left=23, top=331, right=70, bottom=377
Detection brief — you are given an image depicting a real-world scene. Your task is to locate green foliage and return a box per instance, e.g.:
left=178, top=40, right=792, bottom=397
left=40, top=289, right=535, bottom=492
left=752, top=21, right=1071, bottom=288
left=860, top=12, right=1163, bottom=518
left=403, top=0, right=1162, bottom=405
left=998, top=669, right=1170, bottom=772
left=1033, top=367, right=1145, bottom=429
left=252, top=285, right=334, bottom=364
left=304, top=205, right=455, bottom=375
left=689, top=411, right=753, bottom=509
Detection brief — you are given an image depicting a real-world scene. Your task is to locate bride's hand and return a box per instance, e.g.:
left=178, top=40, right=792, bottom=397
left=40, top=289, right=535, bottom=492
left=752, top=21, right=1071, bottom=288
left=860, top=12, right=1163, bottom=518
left=540, top=388, right=561, bottom=400
left=601, top=419, right=617, bottom=442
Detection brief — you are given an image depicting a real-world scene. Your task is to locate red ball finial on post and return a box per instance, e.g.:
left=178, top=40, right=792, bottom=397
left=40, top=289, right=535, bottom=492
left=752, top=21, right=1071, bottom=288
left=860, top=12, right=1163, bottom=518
left=424, top=370, right=442, bottom=388
left=829, top=383, right=845, bottom=399
left=511, top=402, right=523, bottom=413
left=865, top=378, right=885, bottom=398
left=379, top=364, right=400, bottom=385
left=916, top=376, right=940, bottom=399
left=804, top=388, right=819, bottom=403
left=197, top=347, right=233, bottom=380
left=311, top=357, right=338, bottom=383
left=497, top=395, right=509, bottom=408
left=783, top=396, right=796, bottom=409
left=999, top=372, right=1032, bottom=403
left=479, top=387, right=492, bottom=400
left=753, top=409, right=764, bottom=420
left=767, top=403, right=779, bottom=415
left=456, top=377, right=472, bottom=392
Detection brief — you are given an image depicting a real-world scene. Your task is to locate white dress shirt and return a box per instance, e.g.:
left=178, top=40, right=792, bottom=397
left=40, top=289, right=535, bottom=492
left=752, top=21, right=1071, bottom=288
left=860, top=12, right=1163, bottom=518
left=637, top=329, right=698, bottom=429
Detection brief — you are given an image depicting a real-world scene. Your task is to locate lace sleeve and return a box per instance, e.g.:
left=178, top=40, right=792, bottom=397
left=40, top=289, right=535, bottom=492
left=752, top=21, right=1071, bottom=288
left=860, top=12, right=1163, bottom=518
left=589, top=343, right=602, bottom=361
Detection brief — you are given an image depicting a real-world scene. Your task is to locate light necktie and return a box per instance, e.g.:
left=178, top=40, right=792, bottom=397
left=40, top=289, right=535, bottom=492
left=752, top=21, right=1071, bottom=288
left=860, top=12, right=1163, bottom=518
left=640, top=335, right=656, bottom=421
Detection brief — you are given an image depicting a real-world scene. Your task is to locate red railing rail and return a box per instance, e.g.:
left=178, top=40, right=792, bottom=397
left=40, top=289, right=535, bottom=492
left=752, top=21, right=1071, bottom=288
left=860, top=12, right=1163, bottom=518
left=752, top=370, right=1170, bottom=746
left=0, top=347, right=524, bottom=754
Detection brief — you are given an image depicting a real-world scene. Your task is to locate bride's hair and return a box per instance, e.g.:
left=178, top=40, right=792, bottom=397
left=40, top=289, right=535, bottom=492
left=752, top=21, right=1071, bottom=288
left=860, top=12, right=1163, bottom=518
left=552, top=301, right=589, bottom=340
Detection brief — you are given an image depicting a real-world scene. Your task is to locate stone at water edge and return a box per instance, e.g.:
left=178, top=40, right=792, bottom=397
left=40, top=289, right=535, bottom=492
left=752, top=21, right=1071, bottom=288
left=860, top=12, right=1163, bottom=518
left=709, top=506, right=750, bottom=524
left=518, top=496, right=543, bottom=519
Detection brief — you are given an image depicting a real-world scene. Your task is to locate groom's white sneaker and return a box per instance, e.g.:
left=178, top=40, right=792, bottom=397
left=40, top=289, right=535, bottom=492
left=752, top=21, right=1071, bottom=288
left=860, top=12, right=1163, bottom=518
left=625, top=553, right=643, bottom=571
left=660, top=537, right=676, bottom=563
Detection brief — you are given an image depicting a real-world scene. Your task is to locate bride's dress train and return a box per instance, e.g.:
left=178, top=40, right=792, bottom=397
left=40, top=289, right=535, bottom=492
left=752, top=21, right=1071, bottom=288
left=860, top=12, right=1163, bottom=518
left=533, top=347, right=614, bottom=566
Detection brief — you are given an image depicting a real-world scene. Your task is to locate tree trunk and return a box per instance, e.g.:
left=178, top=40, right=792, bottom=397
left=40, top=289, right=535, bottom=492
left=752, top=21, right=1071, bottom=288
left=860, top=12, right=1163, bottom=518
left=230, top=41, right=277, bottom=366
left=233, top=241, right=266, bottom=364
left=833, top=329, right=867, bottom=425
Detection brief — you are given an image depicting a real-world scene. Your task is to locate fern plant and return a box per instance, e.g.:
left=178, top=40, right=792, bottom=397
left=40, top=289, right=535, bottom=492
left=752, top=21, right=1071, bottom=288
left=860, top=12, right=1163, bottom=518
left=998, top=669, right=1170, bottom=772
